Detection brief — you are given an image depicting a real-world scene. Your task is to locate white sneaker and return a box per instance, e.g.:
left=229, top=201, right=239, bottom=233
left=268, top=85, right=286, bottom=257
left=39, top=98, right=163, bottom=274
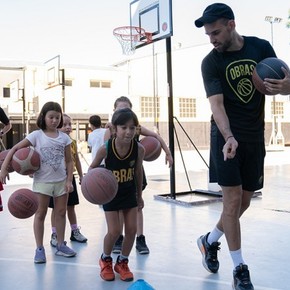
left=70, top=227, right=88, bottom=243
left=55, top=241, right=77, bottom=257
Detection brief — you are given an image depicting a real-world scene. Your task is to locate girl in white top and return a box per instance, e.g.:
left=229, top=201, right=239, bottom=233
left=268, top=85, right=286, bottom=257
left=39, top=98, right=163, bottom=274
left=0, top=101, right=76, bottom=263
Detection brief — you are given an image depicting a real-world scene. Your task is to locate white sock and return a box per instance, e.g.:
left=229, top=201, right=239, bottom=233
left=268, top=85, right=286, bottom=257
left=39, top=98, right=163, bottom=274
left=207, top=227, right=224, bottom=244
left=101, top=253, right=111, bottom=260
left=230, top=249, right=245, bottom=268
left=119, top=254, right=128, bottom=261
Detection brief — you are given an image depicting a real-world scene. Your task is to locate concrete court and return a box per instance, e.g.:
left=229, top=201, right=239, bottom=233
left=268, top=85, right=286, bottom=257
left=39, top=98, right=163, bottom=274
left=0, top=148, right=289, bottom=290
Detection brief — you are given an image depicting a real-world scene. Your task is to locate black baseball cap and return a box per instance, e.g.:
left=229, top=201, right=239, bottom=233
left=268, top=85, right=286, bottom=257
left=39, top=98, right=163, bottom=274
left=195, top=3, right=235, bottom=28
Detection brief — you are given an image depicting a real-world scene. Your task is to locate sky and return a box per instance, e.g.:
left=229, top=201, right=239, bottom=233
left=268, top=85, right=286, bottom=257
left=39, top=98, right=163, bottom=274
left=0, top=0, right=289, bottom=67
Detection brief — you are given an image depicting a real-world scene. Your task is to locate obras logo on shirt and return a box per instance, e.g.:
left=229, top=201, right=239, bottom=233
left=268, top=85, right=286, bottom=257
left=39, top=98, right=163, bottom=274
left=226, top=59, right=257, bottom=103
left=113, top=168, right=134, bottom=183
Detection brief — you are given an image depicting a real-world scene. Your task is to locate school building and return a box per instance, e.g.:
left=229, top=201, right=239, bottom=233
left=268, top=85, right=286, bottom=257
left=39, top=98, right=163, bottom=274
left=0, top=50, right=290, bottom=152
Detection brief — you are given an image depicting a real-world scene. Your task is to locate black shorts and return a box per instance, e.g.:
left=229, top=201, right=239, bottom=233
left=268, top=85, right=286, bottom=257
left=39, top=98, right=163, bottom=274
left=103, top=189, right=137, bottom=211
left=48, top=175, right=80, bottom=208
left=210, top=126, right=265, bottom=191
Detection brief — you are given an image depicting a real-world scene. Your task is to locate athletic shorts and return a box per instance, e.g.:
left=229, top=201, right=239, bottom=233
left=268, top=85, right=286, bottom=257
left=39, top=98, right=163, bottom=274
left=103, top=188, right=137, bottom=211
left=33, top=179, right=67, bottom=198
left=210, top=126, right=265, bottom=191
left=49, top=175, right=79, bottom=208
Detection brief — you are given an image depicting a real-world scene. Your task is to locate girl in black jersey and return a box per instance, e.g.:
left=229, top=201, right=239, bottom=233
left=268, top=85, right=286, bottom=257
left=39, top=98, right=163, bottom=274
left=89, top=108, right=144, bottom=282
left=106, top=96, right=173, bottom=256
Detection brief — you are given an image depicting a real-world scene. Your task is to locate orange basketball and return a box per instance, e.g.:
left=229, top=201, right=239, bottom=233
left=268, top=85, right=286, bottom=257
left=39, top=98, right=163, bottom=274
left=0, top=149, right=14, bottom=173
left=140, top=136, right=162, bottom=161
left=81, top=167, right=118, bottom=205
left=8, top=188, right=38, bottom=219
left=12, top=147, right=40, bottom=175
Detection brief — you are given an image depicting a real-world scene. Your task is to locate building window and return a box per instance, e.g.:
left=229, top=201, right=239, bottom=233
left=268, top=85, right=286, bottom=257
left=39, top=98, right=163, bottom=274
left=101, top=81, right=111, bottom=88
left=90, top=80, right=100, bottom=88
left=272, top=101, right=284, bottom=118
left=65, top=79, right=73, bottom=86
left=90, top=80, right=111, bottom=88
left=179, top=98, right=196, bottom=118
left=3, top=87, right=10, bottom=98
left=140, top=96, right=160, bottom=118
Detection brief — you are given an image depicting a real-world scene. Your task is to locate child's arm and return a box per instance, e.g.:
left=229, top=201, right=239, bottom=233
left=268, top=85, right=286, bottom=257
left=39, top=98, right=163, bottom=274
left=135, top=143, right=145, bottom=210
left=74, top=142, right=83, bottom=184
left=103, top=128, right=111, bottom=142
left=140, top=125, right=173, bottom=167
left=0, top=138, right=31, bottom=184
left=105, top=121, right=112, bottom=129
left=65, top=144, right=74, bottom=193
left=89, top=144, right=107, bottom=170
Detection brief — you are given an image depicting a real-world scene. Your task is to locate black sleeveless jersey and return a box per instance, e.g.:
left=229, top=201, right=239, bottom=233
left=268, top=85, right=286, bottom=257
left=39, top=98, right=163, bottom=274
left=103, top=138, right=139, bottom=211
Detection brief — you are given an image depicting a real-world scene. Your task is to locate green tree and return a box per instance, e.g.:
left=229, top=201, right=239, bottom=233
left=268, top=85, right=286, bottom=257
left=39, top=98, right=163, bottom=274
left=287, top=9, right=290, bottom=28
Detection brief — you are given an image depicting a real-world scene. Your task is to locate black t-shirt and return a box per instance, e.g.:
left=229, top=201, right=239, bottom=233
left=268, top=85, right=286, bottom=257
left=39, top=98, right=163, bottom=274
left=202, top=36, right=276, bottom=142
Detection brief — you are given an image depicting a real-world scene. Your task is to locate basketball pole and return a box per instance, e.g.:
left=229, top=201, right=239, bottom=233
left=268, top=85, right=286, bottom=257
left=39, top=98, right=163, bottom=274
left=166, top=37, right=176, bottom=199
left=60, top=68, right=65, bottom=112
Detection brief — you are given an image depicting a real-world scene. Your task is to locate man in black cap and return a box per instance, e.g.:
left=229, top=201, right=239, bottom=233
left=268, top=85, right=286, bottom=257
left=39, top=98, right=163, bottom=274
left=194, top=3, right=289, bottom=290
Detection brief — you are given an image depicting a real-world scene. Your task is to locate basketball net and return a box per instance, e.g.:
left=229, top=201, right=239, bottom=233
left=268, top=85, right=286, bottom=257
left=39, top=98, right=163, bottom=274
left=113, top=26, right=152, bottom=55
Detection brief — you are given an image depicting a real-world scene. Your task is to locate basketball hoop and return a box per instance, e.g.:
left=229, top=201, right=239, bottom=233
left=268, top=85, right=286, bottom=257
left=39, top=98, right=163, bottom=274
left=113, top=26, right=152, bottom=55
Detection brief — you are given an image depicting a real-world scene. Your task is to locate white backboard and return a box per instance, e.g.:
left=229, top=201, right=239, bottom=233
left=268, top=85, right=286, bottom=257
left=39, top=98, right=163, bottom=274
left=130, top=0, right=173, bottom=49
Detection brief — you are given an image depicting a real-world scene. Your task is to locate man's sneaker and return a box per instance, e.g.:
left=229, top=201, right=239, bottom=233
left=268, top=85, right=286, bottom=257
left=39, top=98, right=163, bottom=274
left=136, top=235, right=150, bottom=254
left=233, top=264, right=254, bottom=290
left=34, top=247, right=46, bottom=264
left=99, top=256, right=115, bottom=281
left=114, top=256, right=134, bottom=282
left=50, top=233, right=57, bottom=247
left=112, top=235, right=123, bottom=254
left=70, top=228, right=88, bottom=243
left=55, top=241, right=77, bottom=257
left=197, top=232, right=220, bottom=273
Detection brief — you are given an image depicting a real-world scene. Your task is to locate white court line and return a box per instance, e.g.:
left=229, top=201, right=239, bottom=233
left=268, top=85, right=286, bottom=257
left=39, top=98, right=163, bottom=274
left=0, top=257, right=283, bottom=290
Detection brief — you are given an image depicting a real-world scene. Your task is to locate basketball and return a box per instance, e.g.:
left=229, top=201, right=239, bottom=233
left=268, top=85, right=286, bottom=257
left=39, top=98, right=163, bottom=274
left=8, top=188, right=38, bottom=219
left=81, top=167, right=118, bottom=205
left=252, top=57, right=289, bottom=95
left=140, top=136, right=162, bottom=161
left=12, top=147, right=40, bottom=175
left=0, top=150, right=14, bottom=173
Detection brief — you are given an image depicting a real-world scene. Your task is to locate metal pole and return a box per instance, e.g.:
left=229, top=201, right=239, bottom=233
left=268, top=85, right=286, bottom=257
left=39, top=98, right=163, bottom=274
left=22, top=69, right=26, bottom=138
left=60, top=69, right=65, bottom=111
left=127, top=60, right=131, bottom=95
left=153, top=43, right=157, bottom=130
left=166, top=37, right=175, bottom=198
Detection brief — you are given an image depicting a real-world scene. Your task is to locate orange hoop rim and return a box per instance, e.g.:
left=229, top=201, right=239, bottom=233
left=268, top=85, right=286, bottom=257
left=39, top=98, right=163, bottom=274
left=113, top=26, right=152, bottom=55
left=113, top=26, right=152, bottom=43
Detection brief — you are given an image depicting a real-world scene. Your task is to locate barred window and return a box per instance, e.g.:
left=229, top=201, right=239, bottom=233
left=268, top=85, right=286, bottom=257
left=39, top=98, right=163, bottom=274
left=140, top=96, right=160, bottom=118
left=272, top=101, right=284, bottom=118
left=179, top=98, right=196, bottom=118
